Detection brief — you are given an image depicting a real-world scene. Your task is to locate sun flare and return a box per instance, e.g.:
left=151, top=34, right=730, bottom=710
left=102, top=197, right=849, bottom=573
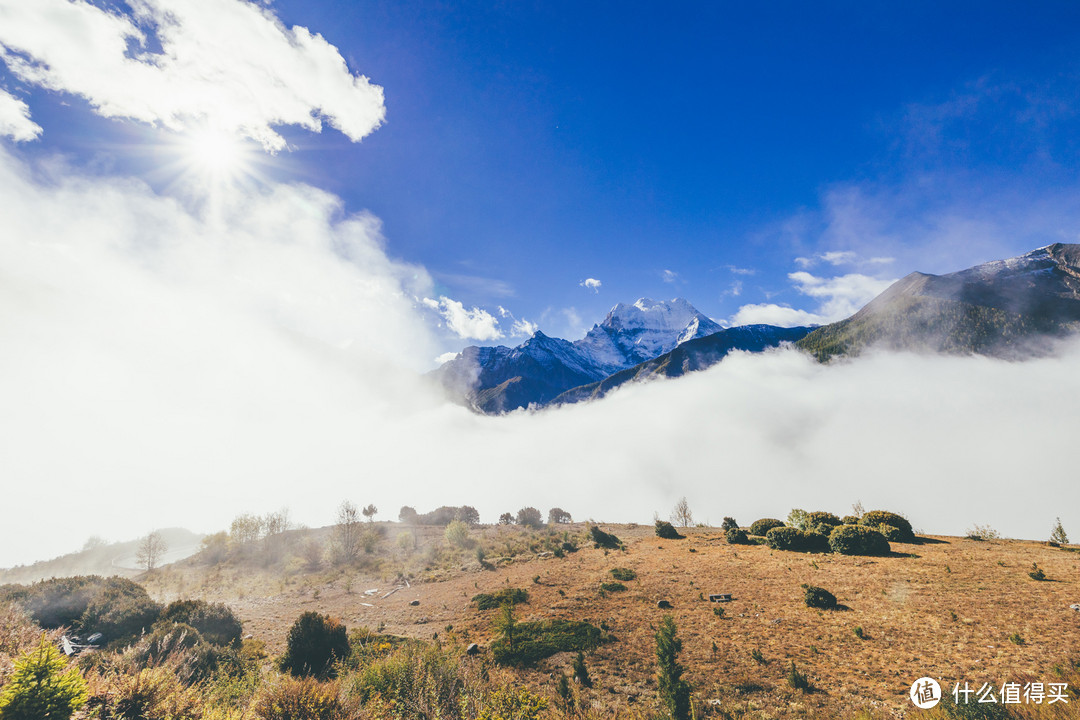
left=179, top=128, right=253, bottom=184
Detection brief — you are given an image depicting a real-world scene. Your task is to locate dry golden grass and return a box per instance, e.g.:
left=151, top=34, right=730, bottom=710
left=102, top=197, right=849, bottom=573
left=142, top=524, right=1080, bottom=717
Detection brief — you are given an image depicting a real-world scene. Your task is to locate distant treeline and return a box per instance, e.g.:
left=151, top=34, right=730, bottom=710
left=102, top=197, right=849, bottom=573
left=397, top=505, right=479, bottom=526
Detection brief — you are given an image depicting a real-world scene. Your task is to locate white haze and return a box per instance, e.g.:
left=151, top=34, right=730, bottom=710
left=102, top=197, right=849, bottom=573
left=1, top=148, right=1079, bottom=567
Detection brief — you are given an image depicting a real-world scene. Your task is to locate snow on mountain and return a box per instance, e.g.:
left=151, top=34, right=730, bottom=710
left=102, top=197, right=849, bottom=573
left=572, top=298, right=725, bottom=374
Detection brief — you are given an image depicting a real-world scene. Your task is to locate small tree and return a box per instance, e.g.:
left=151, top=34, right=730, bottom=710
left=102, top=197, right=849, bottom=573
left=445, top=520, right=470, bottom=548
left=720, top=517, right=738, bottom=532
left=1050, top=517, right=1069, bottom=545
left=135, top=531, right=168, bottom=572
left=516, top=507, right=543, bottom=529
left=655, top=615, right=690, bottom=720
left=786, top=508, right=809, bottom=530
left=398, top=506, right=418, bottom=524
left=548, top=508, right=572, bottom=524
left=362, top=504, right=378, bottom=523
left=493, top=602, right=517, bottom=655
left=230, top=514, right=264, bottom=545
left=456, top=506, right=480, bottom=525
left=572, top=650, right=591, bottom=687
left=670, top=497, right=693, bottom=527
left=498, top=512, right=514, bottom=525
left=278, top=612, right=350, bottom=679
left=332, top=501, right=362, bottom=565
left=0, top=635, right=88, bottom=719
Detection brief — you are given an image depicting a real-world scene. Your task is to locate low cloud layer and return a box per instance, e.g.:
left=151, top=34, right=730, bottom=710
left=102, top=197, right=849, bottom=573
left=1, top=139, right=1077, bottom=567
left=0, top=0, right=385, bottom=151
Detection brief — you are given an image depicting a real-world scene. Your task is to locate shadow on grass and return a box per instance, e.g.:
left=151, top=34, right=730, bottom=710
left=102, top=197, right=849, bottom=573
left=912, top=536, right=950, bottom=545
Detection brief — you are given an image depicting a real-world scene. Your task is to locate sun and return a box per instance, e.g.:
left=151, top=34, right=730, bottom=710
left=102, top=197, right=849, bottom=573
left=181, top=128, right=251, bottom=183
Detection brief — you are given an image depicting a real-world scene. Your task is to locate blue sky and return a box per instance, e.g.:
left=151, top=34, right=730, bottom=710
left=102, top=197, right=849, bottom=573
left=6, top=1, right=1080, bottom=350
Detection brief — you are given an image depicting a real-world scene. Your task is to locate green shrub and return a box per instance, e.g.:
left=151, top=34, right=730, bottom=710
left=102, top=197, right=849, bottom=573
left=654, top=520, right=683, bottom=540
left=444, top=520, right=470, bottom=548
left=96, top=666, right=202, bottom=720
left=589, top=526, right=621, bottom=549
left=786, top=509, right=809, bottom=529
left=599, top=582, right=626, bottom=593
left=471, top=588, right=528, bottom=611
left=765, top=527, right=829, bottom=553
left=1029, top=563, right=1047, bottom=581
left=476, top=686, right=549, bottom=720
left=807, top=511, right=841, bottom=528
left=492, top=619, right=612, bottom=665
left=278, top=612, right=350, bottom=679
left=877, top=524, right=905, bottom=542
left=655, top=615, right=690, bottom=720
left=725, top=527, right=749, bottom=545
left=859, top=511, right=914, bottom=542
left=853, top=626, right=866, bottom=640
left=720, top=517, right=739, bottom=532
left=829, top=525, right=891, bottom=556
left=159, top=599, right=243, bottom=648
left=253, top=676, right=347, bottom=720
left=351, top=642, right=465, bottom=716
left=787, top=660, right=811, bottom=690
left=0, top=635, right=88, bottom=720
left=609, top=568, right=636, bottom=581
left=802, top=585, right=837, bottom=610
left=749, top=518, right=785, bottom=536
left=572, top=650, right=591, bottom=687
left=79, top=585, right=162, bottom=647
left=841, top=515, right=860, bottom=525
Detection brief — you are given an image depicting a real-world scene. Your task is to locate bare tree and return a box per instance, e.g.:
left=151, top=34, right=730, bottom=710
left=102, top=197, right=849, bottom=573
left=670, top=497, right=693, bottom=528
left=262, top=507, right=293, bottom=562
left=230, top=514, right=264, bottom=545
left=136, top=530, right=168, bottom=572
left=333, top=501, right=362, bottom=565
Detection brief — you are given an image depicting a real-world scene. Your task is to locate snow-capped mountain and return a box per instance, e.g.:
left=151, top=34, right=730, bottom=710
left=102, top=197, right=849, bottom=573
left=574, top=298, right=725, bottom=375
left=431, top=298, right=804, bottom=413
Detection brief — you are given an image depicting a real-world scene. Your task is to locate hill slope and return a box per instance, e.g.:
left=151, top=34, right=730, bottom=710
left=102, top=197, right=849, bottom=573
left=798, top=243, right=1080, bottom=361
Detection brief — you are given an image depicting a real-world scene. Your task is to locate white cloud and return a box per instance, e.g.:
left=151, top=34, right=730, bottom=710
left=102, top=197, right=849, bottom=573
left=422, top=296, right=504, bottom=341
left=731, top=271, right=894, bottom=328
left=729, top=303, right=824, bottom=327
left=661, top=269, right=678, bottom=283
left=787, top=271, right=895, bottom=322
left=0, top=0, right=385, bottom=151
left=434, top=351, right=459, bottom=365
left=580, top=277, right=601, bottom=292
left=726, top=265, right=756, bottom=276
left=510, top=318, right=538, bottom=337
left=0, top=89, right=41, bottom=141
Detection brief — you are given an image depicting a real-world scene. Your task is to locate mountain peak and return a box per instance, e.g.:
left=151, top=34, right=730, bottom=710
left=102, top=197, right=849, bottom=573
left=578, top=297, right=724, bottom=374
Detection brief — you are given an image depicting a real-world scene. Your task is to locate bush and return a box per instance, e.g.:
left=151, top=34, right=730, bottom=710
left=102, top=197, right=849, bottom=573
left=807, top=511, right=841, bottom=528
left=548, top=508, right=572, bottom=524
left=96, top=666, right=202, bottom=720
left=80, top=586, right=162, bottom=647
left=0, top=635, right=88, bottom=720
left=765, top=527, right=829, bottom=553
left=841, top=515, right=860, bottom=525
left=749, top=518, right=785, bottom=536
left=472, top=588, right=528, bottom=611
left=725, top=527, right=749, bottom=545
left=476, top=686, right=549, bottom=720
left=802, top=585, right=837, bottom=610
left=877, top=524, right=905, bottom=542
left=351, top=642, right=465, bottom=717
left=278, top=612, right=350, bottom=679
left=654, top=520, right=683, bottom=540
left=787, top=660, right=811, bottom=690
left=720, top=517, right=739, bottom=532
left=516, top=507, right=543, bottom=529
left=444, top=520, right=470, bottom=548
left=253, top=676, right=347, bottom=720
left=610, top=568, right=636, bottom=581
left=159, top=600, right=243, bottom=648
left=829, top=525, right=891, bottom=556
left=859, top=511, right=914, bottom=542
left=599, top=582, right=626, bottom=593
left=589, top=526, right=621, bottom=549
left=786, top=509, right=809, bottom=530
left=1029, top=563, right=1047, bottom=581
left=492, top=619, right=612, bottom=666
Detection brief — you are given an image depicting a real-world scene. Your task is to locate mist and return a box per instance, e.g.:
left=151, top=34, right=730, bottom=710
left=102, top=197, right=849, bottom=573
left=2, top=145, right=1078, bottom=568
